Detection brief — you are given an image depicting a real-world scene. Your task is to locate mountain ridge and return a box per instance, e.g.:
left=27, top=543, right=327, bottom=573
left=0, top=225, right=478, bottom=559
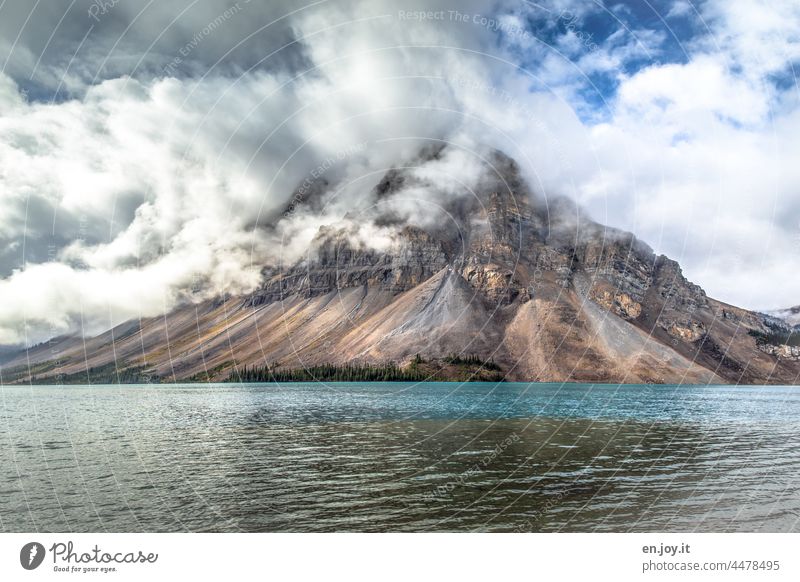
left=2, top=148, right=798, bottom=385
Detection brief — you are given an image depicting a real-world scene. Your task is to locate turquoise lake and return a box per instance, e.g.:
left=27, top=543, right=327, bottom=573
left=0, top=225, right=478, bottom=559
left=1, top=382, right=798, bottom=532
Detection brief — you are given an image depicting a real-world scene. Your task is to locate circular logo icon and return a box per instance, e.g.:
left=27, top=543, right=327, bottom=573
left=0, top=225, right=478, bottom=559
left=20, top=542, right=46, bottom=570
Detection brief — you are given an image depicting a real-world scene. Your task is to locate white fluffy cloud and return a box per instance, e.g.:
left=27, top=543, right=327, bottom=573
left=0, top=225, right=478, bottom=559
left=0, top=0, right=501, bottom=343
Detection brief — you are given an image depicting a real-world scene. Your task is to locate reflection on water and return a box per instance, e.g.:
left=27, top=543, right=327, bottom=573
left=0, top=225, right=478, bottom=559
left=1, top=382, right=799, bottom=532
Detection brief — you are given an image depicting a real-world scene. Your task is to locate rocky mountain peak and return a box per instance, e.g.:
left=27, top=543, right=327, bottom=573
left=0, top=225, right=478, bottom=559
left=7, top=146, right=798, bottom=386
left=252, top=146, right=701, bottom=309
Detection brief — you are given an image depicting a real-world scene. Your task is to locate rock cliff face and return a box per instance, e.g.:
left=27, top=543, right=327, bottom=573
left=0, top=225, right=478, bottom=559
left=3, top=148, right=799, bottom=384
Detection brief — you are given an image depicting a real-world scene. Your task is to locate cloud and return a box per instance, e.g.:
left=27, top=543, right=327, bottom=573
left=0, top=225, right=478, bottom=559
left=0, top=0, right=506, bottom=343
left=666, top=1, right=695, bottom=19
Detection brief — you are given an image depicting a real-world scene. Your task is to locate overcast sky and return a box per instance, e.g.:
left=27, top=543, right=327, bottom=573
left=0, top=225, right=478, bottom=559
left=0, top=0, right=799, bottom=345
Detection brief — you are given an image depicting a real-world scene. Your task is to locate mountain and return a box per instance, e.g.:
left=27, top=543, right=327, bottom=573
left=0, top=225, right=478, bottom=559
left=2, top=148, right=799, bottom=385
left=768, top=306, right=800, bottom=327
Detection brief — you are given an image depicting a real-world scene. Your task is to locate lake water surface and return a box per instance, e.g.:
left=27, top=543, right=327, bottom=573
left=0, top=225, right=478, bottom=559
left=1, top=382, right=798, bottom=532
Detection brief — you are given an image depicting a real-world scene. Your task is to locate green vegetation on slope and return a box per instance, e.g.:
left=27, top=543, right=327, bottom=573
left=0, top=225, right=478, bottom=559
left=227, top=354, right=505, bottom=383
left=749, top=327, right=800, bottom=347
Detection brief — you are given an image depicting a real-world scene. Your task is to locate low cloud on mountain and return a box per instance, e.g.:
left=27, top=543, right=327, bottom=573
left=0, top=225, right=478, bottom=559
left=0, top=0, right=799, bottom=344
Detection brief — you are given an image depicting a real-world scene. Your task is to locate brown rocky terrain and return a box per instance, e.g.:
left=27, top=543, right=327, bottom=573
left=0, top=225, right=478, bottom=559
left=2, top=148, right=799, bottom=385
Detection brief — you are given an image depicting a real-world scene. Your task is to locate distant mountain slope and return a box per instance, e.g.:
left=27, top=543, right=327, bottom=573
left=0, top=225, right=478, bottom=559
left=3, top=148, right=799, bottom=384
left=768, top=306, right=800, bottom=327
